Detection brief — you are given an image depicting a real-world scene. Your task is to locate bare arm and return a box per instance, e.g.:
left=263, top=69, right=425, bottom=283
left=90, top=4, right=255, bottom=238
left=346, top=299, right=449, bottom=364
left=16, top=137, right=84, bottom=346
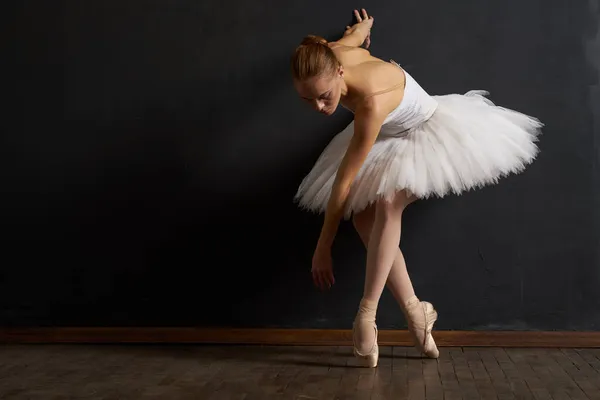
left=336, top=9, right=374, bottom=48
left=316, top=99, right=387, bottom=250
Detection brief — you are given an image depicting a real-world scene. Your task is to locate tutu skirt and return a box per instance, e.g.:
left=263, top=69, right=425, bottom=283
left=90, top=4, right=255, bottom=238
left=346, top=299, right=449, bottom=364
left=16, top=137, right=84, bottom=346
left=294, top=90, right=543, bottom=219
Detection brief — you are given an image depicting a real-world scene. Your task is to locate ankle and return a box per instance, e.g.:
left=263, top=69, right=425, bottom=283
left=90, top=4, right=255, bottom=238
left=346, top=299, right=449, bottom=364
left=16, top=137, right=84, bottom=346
left=356, top=298, right=378, bottom=322
left=359, top=298, right=378, bottom=310
left=404, top=295, right=420, bottom=309
left=402, top=295, right=421, bottom=317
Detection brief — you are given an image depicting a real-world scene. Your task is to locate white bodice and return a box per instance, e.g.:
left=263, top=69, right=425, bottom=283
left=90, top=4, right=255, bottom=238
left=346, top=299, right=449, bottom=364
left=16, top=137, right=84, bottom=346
left=379, top=62, right=438, bottom=137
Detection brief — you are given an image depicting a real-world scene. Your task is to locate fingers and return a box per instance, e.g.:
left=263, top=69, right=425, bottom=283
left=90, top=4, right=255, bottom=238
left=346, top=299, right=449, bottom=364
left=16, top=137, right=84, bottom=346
left=312, top=269, right=334, bottom=291
left=318, top=272, right=328, bottom=291
left=327, top=269, right=335, bottom=286
left=312, top=269, right=325, bottom=291
left=353, top=8, right=372, bottom=49
left=355, top=8, right=371, bottom=22
left=312, top=269, right=322, bottom=290
left=320, top=272, right=330, bottom=290
left=318, top=271, right=329, bottom=290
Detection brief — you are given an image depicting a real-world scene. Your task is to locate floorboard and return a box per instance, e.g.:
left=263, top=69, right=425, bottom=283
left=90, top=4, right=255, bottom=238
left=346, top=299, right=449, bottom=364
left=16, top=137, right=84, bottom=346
left=1, top=345, right=600, bottom=399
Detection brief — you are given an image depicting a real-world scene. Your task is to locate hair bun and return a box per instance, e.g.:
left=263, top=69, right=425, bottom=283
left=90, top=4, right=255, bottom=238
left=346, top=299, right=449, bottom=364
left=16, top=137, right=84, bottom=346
left=291, top=34, right=339, bottom=81
left=301, top=35, right=328, bottom=46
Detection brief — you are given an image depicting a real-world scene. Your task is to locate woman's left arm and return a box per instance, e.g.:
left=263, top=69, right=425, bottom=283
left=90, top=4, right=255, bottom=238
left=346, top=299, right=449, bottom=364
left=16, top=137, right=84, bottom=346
left=316, top=99, right=388, bottom=251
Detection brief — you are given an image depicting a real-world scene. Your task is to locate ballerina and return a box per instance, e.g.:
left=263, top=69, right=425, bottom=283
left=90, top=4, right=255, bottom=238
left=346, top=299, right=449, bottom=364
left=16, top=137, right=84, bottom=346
left=291, top=8, right=542, bottom=366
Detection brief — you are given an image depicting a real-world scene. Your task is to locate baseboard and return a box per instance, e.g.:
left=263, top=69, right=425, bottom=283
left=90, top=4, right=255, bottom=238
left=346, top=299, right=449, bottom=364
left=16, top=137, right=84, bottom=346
left=1, top=328, right=599, bottom=347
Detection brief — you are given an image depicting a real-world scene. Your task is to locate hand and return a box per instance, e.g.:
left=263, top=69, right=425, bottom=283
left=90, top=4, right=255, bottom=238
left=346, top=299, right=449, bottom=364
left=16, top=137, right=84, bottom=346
left=345, top=8, right=374, bottom=49
left=312, top=245, right=335, bottom=291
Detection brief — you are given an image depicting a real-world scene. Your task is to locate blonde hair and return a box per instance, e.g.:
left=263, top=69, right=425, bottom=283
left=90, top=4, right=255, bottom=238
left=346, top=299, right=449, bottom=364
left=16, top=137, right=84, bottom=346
left=291, top=35, right=341, bottom=81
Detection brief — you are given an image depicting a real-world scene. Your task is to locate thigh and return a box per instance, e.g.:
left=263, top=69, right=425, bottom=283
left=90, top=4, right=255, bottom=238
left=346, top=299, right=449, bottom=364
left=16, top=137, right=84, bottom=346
left=374, top=189, right=417, bottom=218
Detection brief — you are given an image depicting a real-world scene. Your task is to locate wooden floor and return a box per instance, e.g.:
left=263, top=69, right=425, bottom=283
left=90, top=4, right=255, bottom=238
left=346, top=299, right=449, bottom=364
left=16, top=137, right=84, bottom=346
left=1, top=345, right=599, bottom=399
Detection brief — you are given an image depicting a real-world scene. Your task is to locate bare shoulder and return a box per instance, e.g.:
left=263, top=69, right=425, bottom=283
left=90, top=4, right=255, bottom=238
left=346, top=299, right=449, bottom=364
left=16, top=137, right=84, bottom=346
left=328, top=42, right=373, bottom=66
left=360, top=64, right=406, bottom=117
left=331, top=44, right=406, bottom=114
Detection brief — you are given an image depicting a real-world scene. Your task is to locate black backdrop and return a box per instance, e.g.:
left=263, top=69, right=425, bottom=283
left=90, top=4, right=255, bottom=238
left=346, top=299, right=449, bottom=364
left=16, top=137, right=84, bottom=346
left=3, top=0, right=599, bottom=331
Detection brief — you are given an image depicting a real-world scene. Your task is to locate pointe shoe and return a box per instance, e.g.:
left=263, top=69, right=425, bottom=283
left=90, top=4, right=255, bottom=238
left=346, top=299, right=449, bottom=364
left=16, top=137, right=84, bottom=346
left=352, top=319, right=379, bottom=367
left=404, top=297, right=440, bottom=359
left=352, top=299, right=379, bottom=367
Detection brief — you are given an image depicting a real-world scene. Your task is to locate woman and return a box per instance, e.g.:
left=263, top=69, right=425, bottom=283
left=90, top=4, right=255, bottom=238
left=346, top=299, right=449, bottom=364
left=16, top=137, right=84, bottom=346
left=291, top=9, right=542, bottom=367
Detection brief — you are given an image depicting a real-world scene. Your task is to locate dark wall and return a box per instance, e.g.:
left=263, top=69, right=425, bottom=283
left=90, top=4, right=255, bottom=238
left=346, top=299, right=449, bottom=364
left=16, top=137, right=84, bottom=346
left=3, top=0, right=599, bottom=330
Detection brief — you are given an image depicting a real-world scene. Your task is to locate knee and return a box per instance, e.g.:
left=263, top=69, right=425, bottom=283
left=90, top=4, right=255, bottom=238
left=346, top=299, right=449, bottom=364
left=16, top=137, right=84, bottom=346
left=375, top=199, right=399, bottom=221
left=375, top=193, right=411, bottom=219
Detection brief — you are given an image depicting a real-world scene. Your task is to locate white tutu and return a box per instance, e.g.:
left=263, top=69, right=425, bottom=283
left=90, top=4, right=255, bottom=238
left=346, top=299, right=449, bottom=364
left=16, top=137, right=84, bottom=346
left=294, top=87, right=543, bottom=219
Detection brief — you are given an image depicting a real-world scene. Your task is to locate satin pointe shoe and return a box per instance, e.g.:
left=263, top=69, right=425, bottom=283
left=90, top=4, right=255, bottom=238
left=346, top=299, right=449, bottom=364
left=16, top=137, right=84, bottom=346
left=404, top=296, right=440, bottom=359
left=352, top=299, right=379, bottom=367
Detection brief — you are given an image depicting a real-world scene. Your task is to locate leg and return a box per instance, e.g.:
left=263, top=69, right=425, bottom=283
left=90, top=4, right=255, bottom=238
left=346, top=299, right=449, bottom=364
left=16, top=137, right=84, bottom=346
left=352, top=191, right=439, bottom=360
left=363, top=191, right=412, bottom=302
left=352, top=201, right=416, bottom=306
left=351, top=190, right=410, bottom=366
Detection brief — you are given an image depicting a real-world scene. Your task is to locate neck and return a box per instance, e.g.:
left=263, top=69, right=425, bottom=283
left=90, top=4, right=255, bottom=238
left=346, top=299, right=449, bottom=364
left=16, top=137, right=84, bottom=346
left=339, top=70, right=358, bottom=112
left=339, top=71, right=350, bottom=98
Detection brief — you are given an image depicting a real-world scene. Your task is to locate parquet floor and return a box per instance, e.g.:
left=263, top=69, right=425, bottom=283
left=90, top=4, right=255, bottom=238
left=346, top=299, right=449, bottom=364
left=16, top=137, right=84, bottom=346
left=1, top=344, right=599, bottom=399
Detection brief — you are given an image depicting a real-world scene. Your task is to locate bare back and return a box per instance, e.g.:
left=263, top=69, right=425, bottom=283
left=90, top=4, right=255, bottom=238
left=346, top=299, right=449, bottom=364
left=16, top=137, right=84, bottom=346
left=329, top=43, right=406, bottom=115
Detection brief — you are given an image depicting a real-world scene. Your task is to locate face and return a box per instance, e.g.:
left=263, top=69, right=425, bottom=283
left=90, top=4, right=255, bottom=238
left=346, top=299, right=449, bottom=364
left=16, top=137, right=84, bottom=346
left=294, top=68, right=343, bottom=116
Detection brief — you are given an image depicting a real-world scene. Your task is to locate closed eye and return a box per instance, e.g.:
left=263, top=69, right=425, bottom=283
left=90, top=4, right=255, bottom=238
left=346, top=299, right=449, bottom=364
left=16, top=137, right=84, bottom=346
left=301, top=90, right=332, bottom=101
